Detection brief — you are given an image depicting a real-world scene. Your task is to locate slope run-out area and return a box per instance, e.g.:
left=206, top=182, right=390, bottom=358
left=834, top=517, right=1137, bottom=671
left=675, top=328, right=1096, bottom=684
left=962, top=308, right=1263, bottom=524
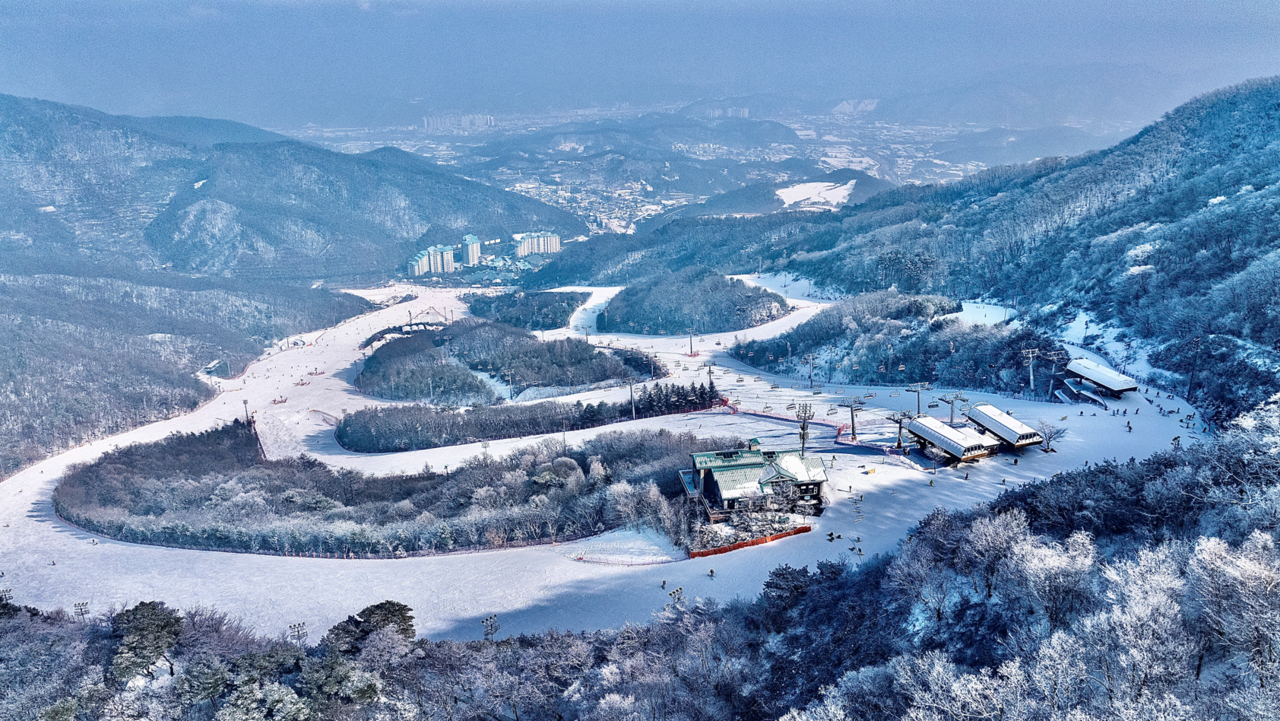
left=0, top=281, right=1197, bottom=641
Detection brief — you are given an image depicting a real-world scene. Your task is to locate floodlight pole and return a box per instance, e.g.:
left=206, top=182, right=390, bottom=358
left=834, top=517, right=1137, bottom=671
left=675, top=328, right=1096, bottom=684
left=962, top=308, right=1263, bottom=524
left=795, top=403, right=815, bottom=457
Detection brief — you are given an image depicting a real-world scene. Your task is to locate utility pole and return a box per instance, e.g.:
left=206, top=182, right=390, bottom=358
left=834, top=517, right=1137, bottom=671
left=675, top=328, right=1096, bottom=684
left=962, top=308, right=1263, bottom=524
left=1186, top=336, right=1203, bottom=398
left=795, top=403, right=815, bottom=457
left=907, top=382, right=932, bottom=415
left=629, top=381, right=636, bottom=420
left=1021, top=348, right=1041, bottom=391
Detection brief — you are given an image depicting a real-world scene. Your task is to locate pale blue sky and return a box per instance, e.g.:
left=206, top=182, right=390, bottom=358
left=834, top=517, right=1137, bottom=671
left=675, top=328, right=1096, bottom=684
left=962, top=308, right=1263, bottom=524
left=2, top=0, right=1279, bottom=127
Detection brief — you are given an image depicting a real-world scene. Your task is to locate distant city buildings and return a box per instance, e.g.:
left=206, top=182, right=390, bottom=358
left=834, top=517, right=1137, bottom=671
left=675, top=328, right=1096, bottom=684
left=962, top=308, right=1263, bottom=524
left=512, top=231, right=561, bottom=257
left=703, top=107, right=749, bottom=119
left=423, top=114, right=495, bottom=134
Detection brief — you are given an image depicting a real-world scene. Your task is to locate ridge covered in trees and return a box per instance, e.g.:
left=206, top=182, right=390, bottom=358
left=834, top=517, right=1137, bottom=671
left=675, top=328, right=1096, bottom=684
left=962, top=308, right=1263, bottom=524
left=337, top=378, right=721, bottom=453
left=356, top=320, right=640, bottom=403
left=0, top=264, right=372, bottom=474
left=536, top=77, right=1280, bottom=419
left=464, top=290, right=590, bottom=330
left=353, top=333, right=495, bottom=405
left=733, top=289, right=1069, bottom=397
left=53, top=420, right=736, bottom=556
left=597, top=266, right=790, bottom=335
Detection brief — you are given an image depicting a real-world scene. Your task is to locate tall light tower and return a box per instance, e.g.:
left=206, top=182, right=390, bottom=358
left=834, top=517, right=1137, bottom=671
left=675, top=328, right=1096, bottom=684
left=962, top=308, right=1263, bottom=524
left=795, top=403, right=815, bottom=457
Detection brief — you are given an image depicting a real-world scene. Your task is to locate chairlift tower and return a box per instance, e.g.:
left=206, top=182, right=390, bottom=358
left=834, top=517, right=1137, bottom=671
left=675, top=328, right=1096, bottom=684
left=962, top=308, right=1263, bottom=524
left=889, top=410, right=915, bottom=449
left=939, top=392, right=970, bottom=425
left=839, top=398, right=866, bottom=441
left=1042, top=350, right=1068, bottom=398
left=1021, top=348, right=1042, bottom=391
left=906, top=382, right=933, bottom=415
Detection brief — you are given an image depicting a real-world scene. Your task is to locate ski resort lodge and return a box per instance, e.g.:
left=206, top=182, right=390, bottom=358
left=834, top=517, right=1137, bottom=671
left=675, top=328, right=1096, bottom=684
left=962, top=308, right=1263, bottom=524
left=1065, top=358, right=1138, bottom=397
left=679, top=440, right=828, bottom=520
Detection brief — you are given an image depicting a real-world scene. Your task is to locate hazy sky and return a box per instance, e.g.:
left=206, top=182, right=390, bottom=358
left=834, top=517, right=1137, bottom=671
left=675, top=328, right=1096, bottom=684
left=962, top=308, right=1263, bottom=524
left=3, top=0, right=1280, bottom=128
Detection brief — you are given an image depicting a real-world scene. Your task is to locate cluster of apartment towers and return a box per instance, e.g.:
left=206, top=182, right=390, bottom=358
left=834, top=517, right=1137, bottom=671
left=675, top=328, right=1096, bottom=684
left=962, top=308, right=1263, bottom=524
left=407, top=231, right=561, bottom=276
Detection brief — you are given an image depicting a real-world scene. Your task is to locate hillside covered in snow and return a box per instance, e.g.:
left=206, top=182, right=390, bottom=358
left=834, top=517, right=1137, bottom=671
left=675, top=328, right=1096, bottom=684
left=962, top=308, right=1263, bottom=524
left=534, top=77, right=1280, bottom=419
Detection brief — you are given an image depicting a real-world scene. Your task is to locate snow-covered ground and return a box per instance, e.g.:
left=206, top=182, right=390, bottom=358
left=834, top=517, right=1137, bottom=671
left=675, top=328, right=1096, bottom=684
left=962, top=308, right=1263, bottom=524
left=940, top=301, right=1019, bottom=325
left=775, top=180, right=857, bottom=209
left=0, top=280, right=1200, bottom=642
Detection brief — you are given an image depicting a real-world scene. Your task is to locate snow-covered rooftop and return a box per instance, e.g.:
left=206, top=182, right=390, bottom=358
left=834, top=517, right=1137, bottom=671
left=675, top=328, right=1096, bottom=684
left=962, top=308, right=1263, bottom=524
left=965, top=402, right=1042, bottom=447
left=1066, top=357, right=1138, bottom=393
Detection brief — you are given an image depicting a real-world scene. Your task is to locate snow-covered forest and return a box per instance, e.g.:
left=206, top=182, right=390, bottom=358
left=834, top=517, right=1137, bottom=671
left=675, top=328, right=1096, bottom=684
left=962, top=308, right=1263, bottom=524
left=596, top=266, right=790, bottom=335
left=53, top=421, right=734, bottom=555
left=734, top=290, right=1068, bottom=397
left=0, top=269, right=371, bottom=474
left=357, top=319, right=647, bottom=404
left=354, top=333, right=497, bottom=405
left=336, top=379, right=720, bottom=453
left=465, top=290, right=590, bottom=330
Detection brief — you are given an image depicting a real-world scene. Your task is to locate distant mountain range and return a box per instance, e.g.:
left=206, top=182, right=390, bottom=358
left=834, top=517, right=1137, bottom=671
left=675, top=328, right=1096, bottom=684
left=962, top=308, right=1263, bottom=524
left=464, top=113, right=823, bottom=198
left=0, top=94, right=586, bottom=281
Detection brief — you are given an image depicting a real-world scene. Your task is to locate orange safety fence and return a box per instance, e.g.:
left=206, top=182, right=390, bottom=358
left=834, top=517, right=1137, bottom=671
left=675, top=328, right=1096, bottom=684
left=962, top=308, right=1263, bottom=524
left=689, top=525, right=811, bottom=558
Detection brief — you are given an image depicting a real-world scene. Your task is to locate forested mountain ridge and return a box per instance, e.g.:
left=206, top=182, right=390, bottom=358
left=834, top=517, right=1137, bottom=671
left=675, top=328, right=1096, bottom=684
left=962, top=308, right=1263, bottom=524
left=535, top=77, right=1280, bottom=417
left=0, top=264, right=372, bottom=474
left=0, top=94, right=586, bottom=281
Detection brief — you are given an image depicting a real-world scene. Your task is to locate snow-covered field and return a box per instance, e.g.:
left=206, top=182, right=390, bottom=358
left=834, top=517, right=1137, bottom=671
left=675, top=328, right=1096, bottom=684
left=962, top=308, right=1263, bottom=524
left=775, top=180, right=858, bottom=209
left=0, top=280, right=1200, bottom=641
left=940, top=301, right=1019, bottom=325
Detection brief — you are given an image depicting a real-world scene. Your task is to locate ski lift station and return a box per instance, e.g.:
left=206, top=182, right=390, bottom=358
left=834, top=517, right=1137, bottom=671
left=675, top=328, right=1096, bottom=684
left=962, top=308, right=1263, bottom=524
left=1065, top=358, right=1138, bottom=396
left=965, top=402, right=1043, bottom=448
left=906, top=415, right=999, bottom=461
